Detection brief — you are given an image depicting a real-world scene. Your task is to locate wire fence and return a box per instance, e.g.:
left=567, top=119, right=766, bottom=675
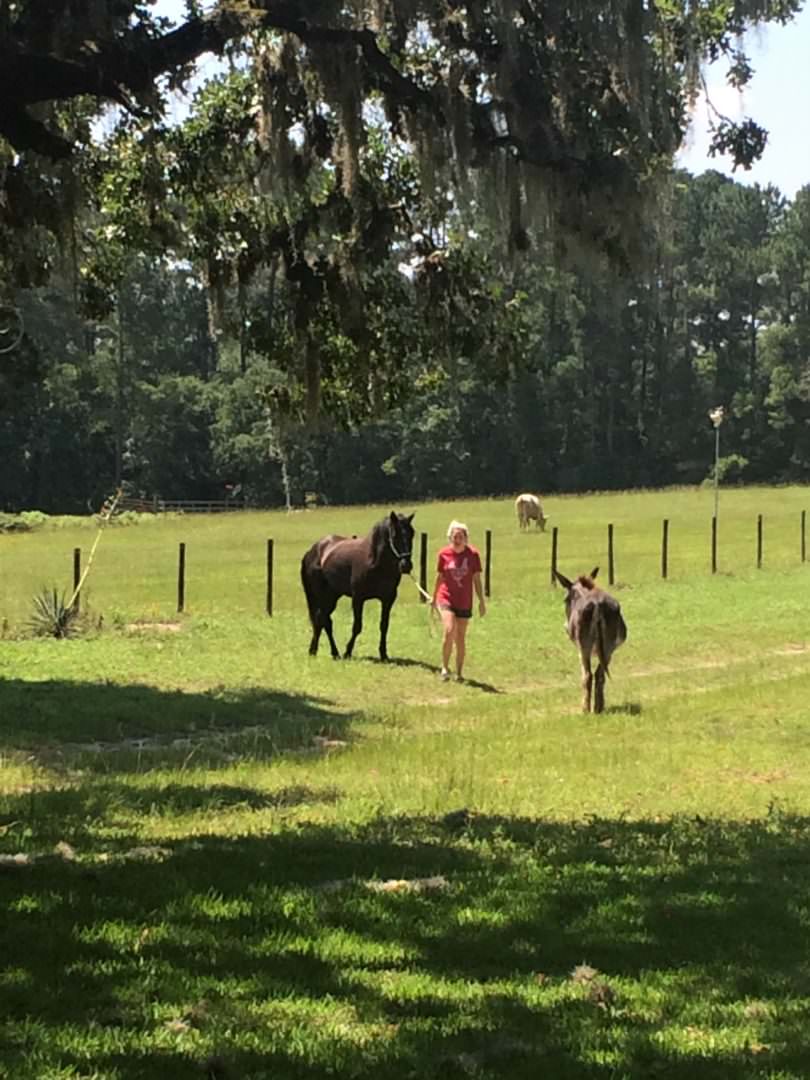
left=4, top=510, right=806, bottom=627
left=117, top=496, right=246, bottom=514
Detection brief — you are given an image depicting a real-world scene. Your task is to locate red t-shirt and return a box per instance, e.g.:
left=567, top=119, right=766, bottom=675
left=436, top=544, right=482, bottom=610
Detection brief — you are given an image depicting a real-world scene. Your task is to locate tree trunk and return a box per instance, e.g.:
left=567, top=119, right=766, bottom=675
left=238, top=279, right=248, bottom=374
left=114, top=297, right=125, bottom=488
left=305, top=333, right=321, bottom=430
left=204, top=277, right=220, bottom=374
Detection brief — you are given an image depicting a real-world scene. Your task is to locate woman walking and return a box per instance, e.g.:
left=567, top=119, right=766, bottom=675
left=431, top=520, right=486, bottom=681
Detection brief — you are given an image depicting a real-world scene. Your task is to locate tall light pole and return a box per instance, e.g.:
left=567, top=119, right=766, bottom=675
left=709, top=406, right=725, bottom=521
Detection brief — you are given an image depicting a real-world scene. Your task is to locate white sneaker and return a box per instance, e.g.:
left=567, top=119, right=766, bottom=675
left=440, top=668, right=450, bottom=681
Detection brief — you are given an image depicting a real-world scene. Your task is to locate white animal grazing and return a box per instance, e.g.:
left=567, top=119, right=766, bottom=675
left=515, top=493, right=548, bottom=531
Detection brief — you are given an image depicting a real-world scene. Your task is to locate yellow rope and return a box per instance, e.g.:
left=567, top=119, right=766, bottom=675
left=406, top=573, right=440, bottom=636
left=67, top=489, right=122, bottom=610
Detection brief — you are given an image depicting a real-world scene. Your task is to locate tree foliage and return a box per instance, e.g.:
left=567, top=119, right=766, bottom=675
left=2, top=2, right=808, bottom=510
left=5, top=169, right=810, bottom=512
left=0, top=0, right=802, bottom=295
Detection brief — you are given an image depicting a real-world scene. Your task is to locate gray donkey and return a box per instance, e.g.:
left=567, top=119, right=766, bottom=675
left=554, top=567, right=627, bottom=714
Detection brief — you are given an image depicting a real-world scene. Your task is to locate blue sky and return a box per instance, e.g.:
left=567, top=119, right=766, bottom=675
left=154, top=0, right=809, bottom=198
left=676, top=5, right=810, bottom=197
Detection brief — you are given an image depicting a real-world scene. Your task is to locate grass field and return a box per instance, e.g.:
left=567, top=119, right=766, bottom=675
left=2, top=486, right=810, bottom=1079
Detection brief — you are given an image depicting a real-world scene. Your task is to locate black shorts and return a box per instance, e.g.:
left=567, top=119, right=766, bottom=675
left=439, top=604, right=472, bottom=619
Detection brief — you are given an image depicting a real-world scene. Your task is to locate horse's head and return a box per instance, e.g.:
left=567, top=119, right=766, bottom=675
left=388, top=511, right=415, bottom=574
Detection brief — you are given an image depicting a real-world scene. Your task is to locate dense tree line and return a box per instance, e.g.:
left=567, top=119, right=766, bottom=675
left=2, top=165, right=809, bottom=513
left=2, top=2, right=808, bottom=512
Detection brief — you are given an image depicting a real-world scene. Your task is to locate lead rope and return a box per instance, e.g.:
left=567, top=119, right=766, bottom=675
left=389, top=528, right=438, bottom=635
left=406, top=573, right=440, bottom=637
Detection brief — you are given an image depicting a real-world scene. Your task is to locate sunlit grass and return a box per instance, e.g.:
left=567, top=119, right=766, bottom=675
left=2, top=485, right=810, bottom=1076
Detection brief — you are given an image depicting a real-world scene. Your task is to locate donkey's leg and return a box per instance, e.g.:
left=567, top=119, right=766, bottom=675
left=594, top=662, right=607, bottom=714
left=344, top=596, right=364, bottom=658
left=580, top=653, right=593, bottom=713
left=378, top=596, right=395, bottom=661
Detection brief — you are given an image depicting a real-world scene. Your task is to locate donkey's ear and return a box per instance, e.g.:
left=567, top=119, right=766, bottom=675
left=590, top=566, right=599, bottom=579
left=389, top=510, right=398, bottom=525
left=554, top=570, right=572, bottom=590
left=407, top=512, right=415, bottom=523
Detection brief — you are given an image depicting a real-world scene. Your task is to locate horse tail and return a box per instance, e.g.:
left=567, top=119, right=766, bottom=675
left=300, top=548, right=321, bottom=629
left=595, top=604, right=611, bottom=677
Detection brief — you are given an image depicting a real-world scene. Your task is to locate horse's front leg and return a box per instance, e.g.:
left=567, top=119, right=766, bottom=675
left=378, top=596, right=395, bottom=662
left=343, top=596, right=364, bottom=658
left=580, top=652, right=593, bottom=713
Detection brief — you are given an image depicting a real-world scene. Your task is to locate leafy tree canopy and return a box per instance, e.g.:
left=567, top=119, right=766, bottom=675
left=0, top=0, right=801, bottom=294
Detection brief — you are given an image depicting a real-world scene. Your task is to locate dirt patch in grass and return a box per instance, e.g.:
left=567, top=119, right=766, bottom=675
left=628, top=642, right=810, bottom=679
left=42, top=725, right=348, bottom=760
left=125, top=621, right=183, bottom=633
left=731, top=768, right=790, bottom=785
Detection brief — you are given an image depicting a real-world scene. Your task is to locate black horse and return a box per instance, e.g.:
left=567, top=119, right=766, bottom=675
left=301, top=511, right=415, bottom=660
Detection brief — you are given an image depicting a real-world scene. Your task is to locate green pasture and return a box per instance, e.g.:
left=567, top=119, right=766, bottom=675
left=2, top=485, right=810, bottom=1079
left=1, top=484, right=809, bottom=624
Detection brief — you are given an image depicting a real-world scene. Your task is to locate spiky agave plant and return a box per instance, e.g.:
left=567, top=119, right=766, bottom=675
left=29, top=587, right=80, bottom=639
left=26, top=489, right=122, bottom=640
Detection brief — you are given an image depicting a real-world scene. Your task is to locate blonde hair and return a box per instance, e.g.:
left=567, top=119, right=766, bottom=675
left=447, top=519, right=469, bottom=540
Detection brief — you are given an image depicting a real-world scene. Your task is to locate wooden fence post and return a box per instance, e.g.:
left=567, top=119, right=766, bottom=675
left=757, top=514, right=763, bottom=570
left=177, top=542, right=186, bottom=613
left=73, top=547, right=81, bottom=611
left=802, top=510, right=806, bottom=564
left=550, top=526, right=558, bottom=585
left=661, top=519, right=669, bottom=580
left=419, top=532, right=428, bottom=602
left=608, top=523, right=615, bottom=585
left=711, top=516, right=717, bottom=574
left=266, top=539, right=274, bottom=616
left=484, top=529, right=492, bottom=598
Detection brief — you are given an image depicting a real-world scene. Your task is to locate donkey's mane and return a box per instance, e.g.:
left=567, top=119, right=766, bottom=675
left=577, top=575, right=597, bottom=589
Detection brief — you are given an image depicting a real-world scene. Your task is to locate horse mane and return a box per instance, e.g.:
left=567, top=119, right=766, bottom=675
left=368, top=516, right=392, bottom=566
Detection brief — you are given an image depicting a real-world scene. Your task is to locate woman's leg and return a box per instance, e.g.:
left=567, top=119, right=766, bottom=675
left=440, top=609, right=456, bottom=675
left=454, top=617, right=469, bottom=678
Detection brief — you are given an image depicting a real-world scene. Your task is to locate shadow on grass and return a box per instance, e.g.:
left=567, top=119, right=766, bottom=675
left=1, top=781, right=343, bottom=836
left=360, top=656, right=503, bottom=693
left=2, top=803, right=810, bottom=1078
left=359, top=655, right=442, bottom=673
left=0, top=677, right=361, bottom=771
left=458, top=675, right=503, bottom=694
left=604, top=701, right=643, bottom=716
